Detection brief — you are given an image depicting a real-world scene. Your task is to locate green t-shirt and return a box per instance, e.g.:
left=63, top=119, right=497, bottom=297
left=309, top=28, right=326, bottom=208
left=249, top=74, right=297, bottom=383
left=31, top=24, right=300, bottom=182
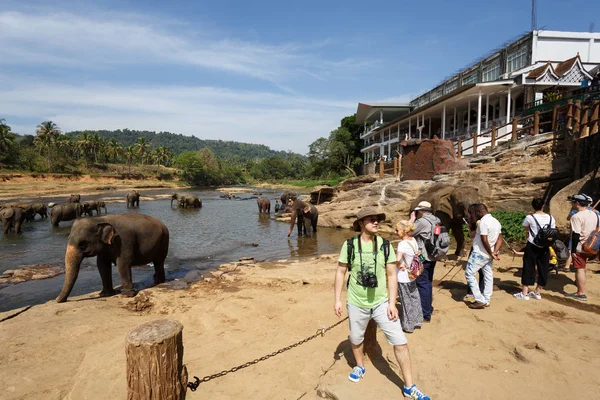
left=338, top=236, right=396, bottom=309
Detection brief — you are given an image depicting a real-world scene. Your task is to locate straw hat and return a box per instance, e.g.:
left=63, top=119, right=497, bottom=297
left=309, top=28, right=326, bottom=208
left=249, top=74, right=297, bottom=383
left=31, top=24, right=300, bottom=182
left=352, top=207, right=386, bottom=232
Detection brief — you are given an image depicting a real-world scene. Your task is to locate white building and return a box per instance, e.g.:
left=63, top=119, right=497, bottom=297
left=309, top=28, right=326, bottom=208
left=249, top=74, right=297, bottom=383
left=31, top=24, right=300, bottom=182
left=356, top=30, right=600, bottom=162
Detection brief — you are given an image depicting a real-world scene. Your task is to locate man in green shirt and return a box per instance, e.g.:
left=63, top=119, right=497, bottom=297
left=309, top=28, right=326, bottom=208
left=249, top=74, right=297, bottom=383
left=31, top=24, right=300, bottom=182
left=333, top=207, right=431, bottom=400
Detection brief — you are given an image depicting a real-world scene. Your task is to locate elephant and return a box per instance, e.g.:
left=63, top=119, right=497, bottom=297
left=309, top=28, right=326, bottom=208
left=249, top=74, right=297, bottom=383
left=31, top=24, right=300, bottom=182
left=32, top=203, right=48, bottom=219
left=82, top=200, right=107, bottom=216
left=410, top=183, right=480, bottom=256
left=170, top=193, right=184, bottom=207
left=50, top=203, right=83, bottom=227
left=68, top=194, right=81, bottom=203
left=287, top=199, right=319, bottom=237
left=277, top=191, right=298, bottom=215
left=1, top=207, right=25, bottom=234
left=126, top=190, right=140, bottom=207
left=257, top=197, right=271, bottom=214
left=55, top=213, right=169, bottom=303
left=178, top=195, right=202, bottom=208
left=2, top=203, right=36, bottom=222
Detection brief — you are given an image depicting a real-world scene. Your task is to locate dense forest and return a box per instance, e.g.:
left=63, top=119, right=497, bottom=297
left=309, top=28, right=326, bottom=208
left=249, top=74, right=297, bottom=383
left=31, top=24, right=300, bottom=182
left=0, top=117, right=364, bottom=186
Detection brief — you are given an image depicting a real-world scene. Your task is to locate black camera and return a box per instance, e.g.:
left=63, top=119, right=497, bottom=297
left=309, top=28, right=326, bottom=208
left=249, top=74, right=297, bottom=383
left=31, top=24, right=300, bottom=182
left=357, top=271, right=378, bottom=288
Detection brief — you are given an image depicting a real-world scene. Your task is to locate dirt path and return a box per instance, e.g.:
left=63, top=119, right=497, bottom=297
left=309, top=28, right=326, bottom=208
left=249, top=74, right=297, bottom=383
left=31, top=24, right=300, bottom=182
left=1, top=255, right=599, bottom=399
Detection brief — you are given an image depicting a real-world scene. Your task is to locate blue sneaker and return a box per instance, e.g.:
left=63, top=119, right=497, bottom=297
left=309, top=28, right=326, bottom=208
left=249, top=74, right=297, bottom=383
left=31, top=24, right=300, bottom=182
left=348, top=366, right=365, bottom=382
left=403, top=384, right=430, bottom=399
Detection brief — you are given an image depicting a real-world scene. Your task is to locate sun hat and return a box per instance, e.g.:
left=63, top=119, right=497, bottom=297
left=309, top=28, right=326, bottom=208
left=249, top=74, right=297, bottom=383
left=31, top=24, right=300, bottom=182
left=413, top=201, right=433, bottom=212
left=567, top=194, right=591, bottom=205
left=352, top=207, right=386, bottom=232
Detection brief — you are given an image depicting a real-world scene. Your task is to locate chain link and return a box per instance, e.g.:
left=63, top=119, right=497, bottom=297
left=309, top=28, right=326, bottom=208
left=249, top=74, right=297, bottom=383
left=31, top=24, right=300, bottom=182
left=187, top=317, right=348, bottom=391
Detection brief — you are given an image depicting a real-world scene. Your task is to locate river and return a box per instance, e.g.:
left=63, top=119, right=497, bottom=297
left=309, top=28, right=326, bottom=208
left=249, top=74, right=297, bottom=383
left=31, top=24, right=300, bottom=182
left=0, top=188, right=353, bottom=312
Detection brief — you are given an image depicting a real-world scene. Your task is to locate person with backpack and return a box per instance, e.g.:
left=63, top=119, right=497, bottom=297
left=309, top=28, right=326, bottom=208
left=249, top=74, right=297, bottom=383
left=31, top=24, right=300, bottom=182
left=410, top=201, right=448, bottom=322
left=514, top=198, right=557, bottom=301
left=395, top=220, right=424, bottom=333
left=465, top=204, right=503, bottom=309
left=333, top=207, right=430, bottom=400
left=565, top=194, right=600, bottom=301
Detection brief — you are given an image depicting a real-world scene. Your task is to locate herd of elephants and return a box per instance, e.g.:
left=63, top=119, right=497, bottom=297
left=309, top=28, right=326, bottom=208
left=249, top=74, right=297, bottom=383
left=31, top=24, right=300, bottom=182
left=0, top=188, right=320, bottom=303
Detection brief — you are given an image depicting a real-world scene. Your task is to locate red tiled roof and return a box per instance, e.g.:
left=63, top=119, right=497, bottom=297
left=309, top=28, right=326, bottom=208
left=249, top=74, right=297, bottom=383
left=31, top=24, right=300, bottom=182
left=528, top=61, right=554, bottom=79
left=554, top=54, right=580, bottom=77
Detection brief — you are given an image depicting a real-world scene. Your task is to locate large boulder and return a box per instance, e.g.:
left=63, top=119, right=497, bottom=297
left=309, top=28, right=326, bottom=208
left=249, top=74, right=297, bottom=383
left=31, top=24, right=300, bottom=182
left=400, top=138, right=469, bottom=180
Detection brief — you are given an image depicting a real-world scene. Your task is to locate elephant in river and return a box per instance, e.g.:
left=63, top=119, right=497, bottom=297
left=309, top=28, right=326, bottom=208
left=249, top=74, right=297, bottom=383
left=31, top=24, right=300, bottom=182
left=68, top=194, right=81, bottom=203
left=50, top=203, right=83, bottom=227
left=410, top=183, right=480, bottom=256
left=55, top=213, right=169, bottom=302
left=1, top=207, right=26, bottom=234
left=2, top=203, right=36, bottom=222
left=82, top=200, right=107, bottom=216
left=257, top=197, right=271, bottom=214
left=277, top=191, right=298, bottom=215
left=32, top=203, right=48, bottom=219
left=126, top=190, right=140, bottom=208
left=178, top=195, right=202, bottom=208
left=287, top=199, right=319, bottom=237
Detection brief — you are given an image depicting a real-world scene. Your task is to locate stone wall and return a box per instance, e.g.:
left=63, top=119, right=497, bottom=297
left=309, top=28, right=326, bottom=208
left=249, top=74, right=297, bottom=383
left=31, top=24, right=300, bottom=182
left=400, top=138, right=468, bottom=180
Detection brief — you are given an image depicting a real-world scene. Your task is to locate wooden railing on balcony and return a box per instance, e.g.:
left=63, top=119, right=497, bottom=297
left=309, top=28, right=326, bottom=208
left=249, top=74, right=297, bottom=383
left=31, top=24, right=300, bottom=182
left=455, top=99, right=600, bottom=158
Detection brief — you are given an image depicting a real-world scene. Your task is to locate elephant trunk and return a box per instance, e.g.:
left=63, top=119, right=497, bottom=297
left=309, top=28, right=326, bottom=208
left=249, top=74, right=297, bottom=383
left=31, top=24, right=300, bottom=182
left=56, top=244, right=83, bottom=303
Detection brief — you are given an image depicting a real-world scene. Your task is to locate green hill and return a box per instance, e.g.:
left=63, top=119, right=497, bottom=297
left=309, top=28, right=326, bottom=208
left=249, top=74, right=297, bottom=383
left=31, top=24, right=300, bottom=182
left=65, top=129, right=298, bottom=160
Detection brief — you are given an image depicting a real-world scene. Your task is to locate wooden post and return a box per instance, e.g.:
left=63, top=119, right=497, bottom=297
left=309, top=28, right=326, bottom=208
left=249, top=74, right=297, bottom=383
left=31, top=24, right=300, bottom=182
left=472, top=132, right=478, bottom=155
left=457, top=139, right=462, bottom=158
left=566, top=100, right=574, bottom=129
left=534, top=111, right=540, bottom=135
left=379, top=160, right=384, bottom=177
left=573, top=100, right=581, bottom=135
left=491, top=126, right=497, bottom=149
left=126, top=319, right=188, bottom=400
left=580, top=104, right=589, bottom=138
left=552, top=105, right=559, bottom=131
left=393, top=157, right=398, bottom=176
left=512, top=118, right=518, bottom=142
left=591, top=101, right=599, bottom=136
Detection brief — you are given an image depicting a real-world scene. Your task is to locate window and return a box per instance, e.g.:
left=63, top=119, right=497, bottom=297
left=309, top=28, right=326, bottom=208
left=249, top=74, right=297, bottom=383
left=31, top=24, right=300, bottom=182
left=430, top=88, right=443, bottom=101
left=482, top=62, right=500, bottom=82
left=507, top=46, right=529, bottom=73
left=463, top=73, right=478, bottom=85
left=445, top=80, right=458, bottom=94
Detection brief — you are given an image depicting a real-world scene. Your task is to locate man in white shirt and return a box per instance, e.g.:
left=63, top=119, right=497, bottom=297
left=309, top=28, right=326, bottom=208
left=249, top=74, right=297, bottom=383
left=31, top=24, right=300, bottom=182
left=465, top=204, right=503, bottom=309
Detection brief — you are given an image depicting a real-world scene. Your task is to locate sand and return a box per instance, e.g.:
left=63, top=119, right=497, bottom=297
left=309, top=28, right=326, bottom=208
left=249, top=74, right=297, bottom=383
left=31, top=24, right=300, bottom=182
left=1, top=253, right=599, bottom=400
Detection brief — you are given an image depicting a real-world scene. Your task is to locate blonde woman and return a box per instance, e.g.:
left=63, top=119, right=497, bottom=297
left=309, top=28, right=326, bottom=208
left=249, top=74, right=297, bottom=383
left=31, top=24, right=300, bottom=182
left=395, top=220, right=424, bottom=332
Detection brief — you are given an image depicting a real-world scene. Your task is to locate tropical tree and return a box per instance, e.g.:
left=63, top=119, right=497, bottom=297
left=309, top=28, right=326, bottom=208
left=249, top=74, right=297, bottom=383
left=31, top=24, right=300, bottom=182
left=34, top=121, right=61, bottom=169
left=89, top=132, right=101, bottom=163
left=134, top=137, right=150, bottom=165
left=0, top=118, right=16, bottom=153
left=76, top=131, right=93, bottom=167
left=105, top=138, right=123, bottom=163
left=124, top=145, right=135, bottom=174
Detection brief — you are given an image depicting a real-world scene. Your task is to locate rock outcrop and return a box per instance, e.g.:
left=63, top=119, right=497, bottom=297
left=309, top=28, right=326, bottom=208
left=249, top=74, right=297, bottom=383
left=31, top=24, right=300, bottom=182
left=401, top=138, right=469, bottom=180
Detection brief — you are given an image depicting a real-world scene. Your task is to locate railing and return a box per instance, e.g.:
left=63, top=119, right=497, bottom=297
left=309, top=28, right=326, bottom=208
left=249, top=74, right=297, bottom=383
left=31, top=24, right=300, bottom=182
left=454, top=98, right=600, bottom=158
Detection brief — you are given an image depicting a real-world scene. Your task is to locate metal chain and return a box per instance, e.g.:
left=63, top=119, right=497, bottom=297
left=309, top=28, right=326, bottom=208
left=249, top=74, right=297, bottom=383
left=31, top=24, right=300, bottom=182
left=187, top=317, right=348, bottom=391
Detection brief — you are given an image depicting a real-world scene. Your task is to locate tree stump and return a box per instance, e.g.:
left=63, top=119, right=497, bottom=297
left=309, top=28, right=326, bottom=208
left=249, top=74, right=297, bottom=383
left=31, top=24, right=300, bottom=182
left=126, top=319, right=188, bottom=400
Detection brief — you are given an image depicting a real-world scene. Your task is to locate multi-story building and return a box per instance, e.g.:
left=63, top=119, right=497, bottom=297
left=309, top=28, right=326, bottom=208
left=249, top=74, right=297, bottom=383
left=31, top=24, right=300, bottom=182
left=356, top=30, right=600, bottom=163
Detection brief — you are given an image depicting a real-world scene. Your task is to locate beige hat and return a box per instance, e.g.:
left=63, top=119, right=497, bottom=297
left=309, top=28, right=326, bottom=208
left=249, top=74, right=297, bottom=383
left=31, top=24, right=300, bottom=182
left=413, top=201, right=433, bottom=212
left=352, top=207, right=386, bottom=232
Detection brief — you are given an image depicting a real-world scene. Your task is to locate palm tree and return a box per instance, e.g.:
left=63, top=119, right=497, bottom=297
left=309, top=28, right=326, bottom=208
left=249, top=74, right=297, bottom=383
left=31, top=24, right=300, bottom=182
left=0, top=118, right=16, bottom=153
left=35, top=121, right=61, bottom=169
left=55, top=134, right=74, bottom=157
left=105, top=138, right=123, bottom=163
left=134, top=137, right=150, bottom=166
left=89, top=133, right=101, bottom=163
left=124, top=145, right=135, bottom=174
left=77, top=131, right=92, bottom=168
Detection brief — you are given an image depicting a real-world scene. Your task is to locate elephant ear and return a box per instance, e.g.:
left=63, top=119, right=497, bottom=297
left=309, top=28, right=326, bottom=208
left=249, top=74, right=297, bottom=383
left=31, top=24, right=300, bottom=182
left=437, top=191, right=453, bottom=217
left=96, top=223, right=116, bottom=245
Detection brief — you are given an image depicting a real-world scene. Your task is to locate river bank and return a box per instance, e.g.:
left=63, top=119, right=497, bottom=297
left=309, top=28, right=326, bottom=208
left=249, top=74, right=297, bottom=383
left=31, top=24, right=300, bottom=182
left=1, top=254, right=599, bottom=399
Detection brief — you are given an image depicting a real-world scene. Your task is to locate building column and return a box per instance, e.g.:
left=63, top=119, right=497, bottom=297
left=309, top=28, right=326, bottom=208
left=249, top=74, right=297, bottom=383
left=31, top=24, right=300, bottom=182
left=512, top=94, right=516, bottom=118
left=485, top=94, right=490, bottom=129
left=477, top=90, right=482, bottom=138
left=408, top=117, right=412, bottom=138
left=442, top=103, right=446, bottom=139
left=467, top=100, right=471, bottom=131
left=379, top=109, right=383, bottom=124
left=453, top=107, right=457, bottom=136
left=506, top=88, right=512, bottom=122
left=428, top=117, right=432, bottom=138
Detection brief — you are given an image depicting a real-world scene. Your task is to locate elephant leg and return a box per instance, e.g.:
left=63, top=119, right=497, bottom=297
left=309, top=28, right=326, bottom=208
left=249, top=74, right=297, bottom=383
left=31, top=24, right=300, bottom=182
left=312, top=214, right=318, bottom=233
left=97, top=256, right=116, bottom=297
left=452, top=220, right=466, bottom=256
left=303, top=219, right=312, bottom=237
left=116, top=260, right=135, bottom=297
left=153, top=259, right=166, bottom=285
left=297, top=214, right=304, bottom=236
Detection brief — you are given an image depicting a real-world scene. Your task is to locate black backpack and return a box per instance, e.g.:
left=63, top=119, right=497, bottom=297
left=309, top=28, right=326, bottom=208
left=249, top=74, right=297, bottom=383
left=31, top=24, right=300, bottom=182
left=531, top=215, right=558, bottom=248
left=346, top=235, right=391, bottom=271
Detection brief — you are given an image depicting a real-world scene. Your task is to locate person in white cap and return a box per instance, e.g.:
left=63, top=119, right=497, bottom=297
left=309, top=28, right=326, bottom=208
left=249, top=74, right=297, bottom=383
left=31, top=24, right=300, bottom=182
left=409, top=201, right=440, bottom=321
left=566, top=194, right=597, bottom=301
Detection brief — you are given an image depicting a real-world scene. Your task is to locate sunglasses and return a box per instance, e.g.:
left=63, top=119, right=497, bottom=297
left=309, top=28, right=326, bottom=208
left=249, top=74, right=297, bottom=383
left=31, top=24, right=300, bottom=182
left=363, top=216, right=380, bottom=224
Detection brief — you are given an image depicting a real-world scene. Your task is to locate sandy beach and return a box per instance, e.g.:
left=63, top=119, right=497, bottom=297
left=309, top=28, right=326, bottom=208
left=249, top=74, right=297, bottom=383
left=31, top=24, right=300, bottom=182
left=1, top=252, right=599, bottom=400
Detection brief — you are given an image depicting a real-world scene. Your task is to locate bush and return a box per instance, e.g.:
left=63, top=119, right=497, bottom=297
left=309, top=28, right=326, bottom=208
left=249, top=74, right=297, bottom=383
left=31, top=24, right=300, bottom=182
left=491, top=210, right=528, bottom=242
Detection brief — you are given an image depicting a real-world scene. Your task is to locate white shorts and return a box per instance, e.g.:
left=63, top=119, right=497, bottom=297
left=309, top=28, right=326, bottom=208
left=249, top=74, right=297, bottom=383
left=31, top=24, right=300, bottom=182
left=347, top=300, right=408, bottom=346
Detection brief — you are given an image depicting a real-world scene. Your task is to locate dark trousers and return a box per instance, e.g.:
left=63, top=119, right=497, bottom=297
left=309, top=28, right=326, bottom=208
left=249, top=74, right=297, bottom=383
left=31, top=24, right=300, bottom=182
left=416, top=260, right=436, bottom=320
left=522, top=242, right=550, bottom=287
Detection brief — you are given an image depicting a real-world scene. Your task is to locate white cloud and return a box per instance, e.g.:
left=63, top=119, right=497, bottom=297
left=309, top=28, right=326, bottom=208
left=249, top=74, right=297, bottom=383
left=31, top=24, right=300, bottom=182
left=0, top=79, right=354, bottom=153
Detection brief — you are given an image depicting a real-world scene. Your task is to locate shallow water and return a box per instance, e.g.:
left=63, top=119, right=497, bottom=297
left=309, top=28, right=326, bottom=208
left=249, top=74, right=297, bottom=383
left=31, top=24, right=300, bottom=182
left=0, top=188, right=353, bottom=311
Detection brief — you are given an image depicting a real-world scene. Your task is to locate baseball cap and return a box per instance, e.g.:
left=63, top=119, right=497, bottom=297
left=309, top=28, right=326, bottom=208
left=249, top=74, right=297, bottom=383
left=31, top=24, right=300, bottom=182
left=567, top=194, right=591, bottom=205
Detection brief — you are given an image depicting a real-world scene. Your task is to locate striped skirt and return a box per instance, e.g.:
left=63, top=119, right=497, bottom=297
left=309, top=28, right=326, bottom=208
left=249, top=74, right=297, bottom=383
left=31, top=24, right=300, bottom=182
left=398, top=281, right=423, bottom=332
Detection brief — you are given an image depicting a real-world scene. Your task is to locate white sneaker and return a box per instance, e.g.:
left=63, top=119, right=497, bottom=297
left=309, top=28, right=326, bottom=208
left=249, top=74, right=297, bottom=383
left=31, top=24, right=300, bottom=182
left=513, top=292, right=530, bottom=300
left=528, top=292, right=542, bottom=300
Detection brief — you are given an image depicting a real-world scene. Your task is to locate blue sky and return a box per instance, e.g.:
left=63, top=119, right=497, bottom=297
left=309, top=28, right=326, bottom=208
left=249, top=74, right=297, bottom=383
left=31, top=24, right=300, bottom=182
left=1, top=0, right=598, bottom=153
